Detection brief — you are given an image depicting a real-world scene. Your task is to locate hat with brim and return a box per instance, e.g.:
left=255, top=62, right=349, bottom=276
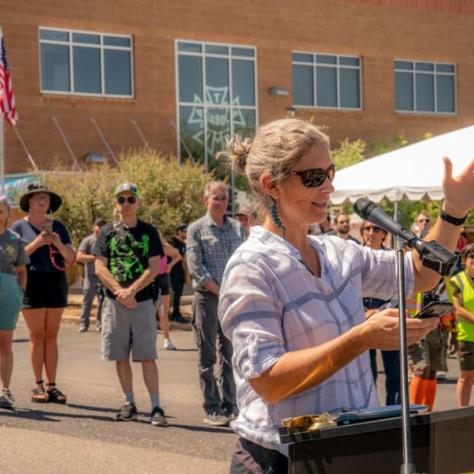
left=19, top=184, right=62, bottom=213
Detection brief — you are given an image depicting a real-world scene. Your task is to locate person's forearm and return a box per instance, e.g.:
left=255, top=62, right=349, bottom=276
left=203, top=279, right=220, bottom=295
left=96, top=267, right=123, bottom=294
left=456, top=307, right=474, bottom=325
left=25, top=241, right=42, bottom=256
left=56, top=243, right=76, bottom=266
left=412, top=209, right=464, bottom=293
left=250, top=325, right=368, bottom=404
left=16, top=270, right=27, bottom=290
left=77, top=253, right=95, bottom=264
left=128, top=268, right=155, bottom=294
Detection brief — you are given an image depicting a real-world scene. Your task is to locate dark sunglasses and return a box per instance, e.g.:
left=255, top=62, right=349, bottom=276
left=290, top=164, right=336, bottom=188
left=363, top=225, right=384, bottom=233
left=418, top=218, right=430, bottom=223
left=466, top=253, right=474, bottom=259
left=117, top=196, right=137, bottom=205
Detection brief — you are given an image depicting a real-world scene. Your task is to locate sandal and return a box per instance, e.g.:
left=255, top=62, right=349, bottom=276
left=31, top=380, right=49, bottom=403
left=46, top=383, right=67, bottom=404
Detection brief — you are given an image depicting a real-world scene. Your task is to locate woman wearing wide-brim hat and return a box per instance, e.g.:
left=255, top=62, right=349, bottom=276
left=12, top=184, right=76, bottom=404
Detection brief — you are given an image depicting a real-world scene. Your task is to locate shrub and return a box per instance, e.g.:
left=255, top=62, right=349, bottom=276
left=38, top=150, right=211, bottom=246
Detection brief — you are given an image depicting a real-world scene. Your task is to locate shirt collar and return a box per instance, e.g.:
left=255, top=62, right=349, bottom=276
left=249, top=226, right=303, bottom=260
left=205, top=211, right=229, bottom=229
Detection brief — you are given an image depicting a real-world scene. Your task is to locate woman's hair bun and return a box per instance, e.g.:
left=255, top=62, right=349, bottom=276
left=219, top=136, right=252, bottom=175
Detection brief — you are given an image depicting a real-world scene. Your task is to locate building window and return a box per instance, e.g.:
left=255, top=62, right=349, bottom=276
left=176, top=40, right=257, bottom=169
left=394, top=60, right=456, bottom=114
left=292, top=53, right=362, bottom=110
left=39, top=28, right=133, bottom=98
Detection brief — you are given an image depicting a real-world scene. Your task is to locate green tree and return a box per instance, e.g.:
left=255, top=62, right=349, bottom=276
left=331, top=138, right=367, bottom=170
left=38, top=150, right=211, bottom=246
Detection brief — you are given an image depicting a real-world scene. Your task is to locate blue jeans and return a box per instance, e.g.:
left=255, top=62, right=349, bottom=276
left=370, top=349, right=401, bottom=405
left=80, top=276, right=104, bottom=328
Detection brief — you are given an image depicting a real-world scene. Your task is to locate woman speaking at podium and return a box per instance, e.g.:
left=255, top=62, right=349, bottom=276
left=218, top=118, right=474, bottom=473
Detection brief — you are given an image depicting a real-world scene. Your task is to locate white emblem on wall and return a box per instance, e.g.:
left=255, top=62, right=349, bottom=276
left=187, top=86, right=247, bottom=156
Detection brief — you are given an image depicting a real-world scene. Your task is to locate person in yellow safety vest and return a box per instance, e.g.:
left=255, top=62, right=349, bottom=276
left=450, top=243, right=474, bottom=407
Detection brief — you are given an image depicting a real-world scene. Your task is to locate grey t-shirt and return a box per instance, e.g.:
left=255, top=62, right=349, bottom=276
left=0, top=229, right=29, bottom=275
left=78, top=234, right=98, bottom=277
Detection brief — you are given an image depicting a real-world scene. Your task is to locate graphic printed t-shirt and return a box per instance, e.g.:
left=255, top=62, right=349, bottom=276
left=11, top=219, right=71, bottom=272
left=0, top=229, right=29, bottom=275
left=93, top=220, right=163, bottom=302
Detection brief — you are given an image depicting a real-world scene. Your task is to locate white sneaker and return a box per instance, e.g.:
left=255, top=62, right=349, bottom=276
left=163, top=339, right=176, bottom=350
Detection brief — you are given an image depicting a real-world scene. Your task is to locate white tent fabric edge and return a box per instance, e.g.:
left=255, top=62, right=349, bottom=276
left=330, top=125, right=474, bottom=205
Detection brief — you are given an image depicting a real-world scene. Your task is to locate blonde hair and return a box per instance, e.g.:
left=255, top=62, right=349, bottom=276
left=219, top=119, right=329, bottom=208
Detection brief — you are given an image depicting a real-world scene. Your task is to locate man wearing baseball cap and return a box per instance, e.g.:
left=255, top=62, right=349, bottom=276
left=77, top=218, right=107, bottom=332
left=93, top=182, right=168, bottom=426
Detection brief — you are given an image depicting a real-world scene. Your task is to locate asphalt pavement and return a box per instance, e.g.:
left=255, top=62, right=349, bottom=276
left=0, top=312, right=463, bottom=473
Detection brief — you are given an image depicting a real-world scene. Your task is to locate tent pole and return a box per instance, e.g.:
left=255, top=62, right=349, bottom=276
left=393, top=200, right=399, bottom=221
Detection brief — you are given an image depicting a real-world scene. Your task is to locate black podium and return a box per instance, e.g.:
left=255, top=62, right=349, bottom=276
left=279, top=407, right=474, bottom=474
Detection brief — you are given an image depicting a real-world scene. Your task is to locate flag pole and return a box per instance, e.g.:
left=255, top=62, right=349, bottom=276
left=0, top=114, right=4, bottom=195
left=0, top=25, right=4, bottom=195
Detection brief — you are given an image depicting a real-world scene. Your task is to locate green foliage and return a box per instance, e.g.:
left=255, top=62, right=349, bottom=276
left=38, top=150, right=211, bottom=246
left=331, top=138, right=367, bottom=170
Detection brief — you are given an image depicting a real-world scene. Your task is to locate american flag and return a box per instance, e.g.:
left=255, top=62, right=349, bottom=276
left=0, top=29, right=18, bottom=126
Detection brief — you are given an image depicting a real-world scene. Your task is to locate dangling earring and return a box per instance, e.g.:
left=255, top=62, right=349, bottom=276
left=268, top=198, right=286, bottom=237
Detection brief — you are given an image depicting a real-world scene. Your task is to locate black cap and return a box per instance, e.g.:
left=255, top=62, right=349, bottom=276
left=176, top=224, right=187, bottom=232
left=94, top=218, right=107, bottom=227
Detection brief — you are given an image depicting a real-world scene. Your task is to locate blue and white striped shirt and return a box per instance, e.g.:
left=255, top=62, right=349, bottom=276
left=218, top=226, right=414, bottom=452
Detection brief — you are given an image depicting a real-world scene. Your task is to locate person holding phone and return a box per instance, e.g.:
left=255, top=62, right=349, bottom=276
left=217, top=118, right=473, bottom=472
left=450, top=243, right=474, bottom=407
left=361, top=220, right=401, bottom=406
left=12, top=184, right=75, bottom=404
left=0, top=196, right=28, bottom=409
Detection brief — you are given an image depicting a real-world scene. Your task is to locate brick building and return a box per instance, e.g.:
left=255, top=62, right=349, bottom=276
left=2, top=0, right=474, bottom=177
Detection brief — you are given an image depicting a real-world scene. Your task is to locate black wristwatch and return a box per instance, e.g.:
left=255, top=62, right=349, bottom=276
left=439, top=209, right=467, bottom=226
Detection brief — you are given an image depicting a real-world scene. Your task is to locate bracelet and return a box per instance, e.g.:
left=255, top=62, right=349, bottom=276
left=439, top=209, right=467, bottom=226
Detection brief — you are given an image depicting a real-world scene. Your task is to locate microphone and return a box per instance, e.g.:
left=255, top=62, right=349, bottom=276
left=353, top=198, right=457, bottom=276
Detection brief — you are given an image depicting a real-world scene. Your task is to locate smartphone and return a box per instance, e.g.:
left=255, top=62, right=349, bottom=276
left=413, top=301, right=453, bottom=319
left=42, top=221, right=53, bottom=234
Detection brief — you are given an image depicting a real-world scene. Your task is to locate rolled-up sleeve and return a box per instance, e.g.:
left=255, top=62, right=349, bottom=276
left=186, top=224, right=214, bottom=288
left=359, top=245, right=414, bottom=301
left=219, top=260, right=286, bottom=381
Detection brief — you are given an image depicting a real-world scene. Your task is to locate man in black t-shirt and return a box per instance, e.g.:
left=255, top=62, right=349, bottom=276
left=94, top=182, right=168, bottom=427
left=169, top=224, right=188, bottom=323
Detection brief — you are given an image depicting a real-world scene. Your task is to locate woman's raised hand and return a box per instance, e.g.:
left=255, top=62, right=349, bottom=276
left=442, top=157, right=474, bottom=217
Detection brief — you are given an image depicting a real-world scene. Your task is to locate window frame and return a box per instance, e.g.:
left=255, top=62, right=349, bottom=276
left=394, top=59, right=457, bottom=115
left=38, top=26, right=134, bottom=99
left=291, top=51, right=363, bottom=111
left=175, top=39, right=258, bottom=167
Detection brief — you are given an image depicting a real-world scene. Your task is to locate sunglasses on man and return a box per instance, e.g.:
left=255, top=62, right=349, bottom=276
left=417, top=218, right=430, bottom=223
left=290, top=164, right=336, bottom=188
left=116, top=196, right=137, bottom=205
left=466, top=253, right=474, bottom=259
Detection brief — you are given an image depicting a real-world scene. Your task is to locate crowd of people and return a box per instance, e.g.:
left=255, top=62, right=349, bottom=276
left=0, top=117, right=473, bottom=472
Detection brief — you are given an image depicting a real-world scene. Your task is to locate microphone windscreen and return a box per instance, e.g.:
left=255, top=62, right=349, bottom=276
left=353, top=198, right=376, bottom=219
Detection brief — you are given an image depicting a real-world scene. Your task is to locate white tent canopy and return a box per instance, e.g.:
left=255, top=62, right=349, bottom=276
left=331, top=125, right=474, bottom=205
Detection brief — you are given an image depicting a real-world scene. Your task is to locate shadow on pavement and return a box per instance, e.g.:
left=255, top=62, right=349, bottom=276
left=0, top=408, right=59, bottom=422
left=170, top=422, right=234, bottom=435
